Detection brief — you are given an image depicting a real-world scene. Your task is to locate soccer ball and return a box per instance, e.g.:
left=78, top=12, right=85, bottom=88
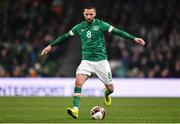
left=90, top=106, right=106, bottom=120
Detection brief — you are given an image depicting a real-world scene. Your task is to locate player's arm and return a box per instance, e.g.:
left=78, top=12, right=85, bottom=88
left=111, top=27, right=145, bottom=45
left=41, top=25, right=78, bottom=55
left=50, top=33, right=71, bottom=47
left=41, top=33, right=71, bottom=55
left=101, top=20, right=145, bottom=45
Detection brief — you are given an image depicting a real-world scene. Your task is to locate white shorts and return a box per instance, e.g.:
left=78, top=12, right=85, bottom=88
left=76, top=60, right=112, bottom=84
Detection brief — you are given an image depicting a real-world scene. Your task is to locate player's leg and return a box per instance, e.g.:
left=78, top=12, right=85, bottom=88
left=93, top=60, right=114, bottom=106
left=67, top=74, right=88, bottom=119
left=67, top=60, right=91, bottom=119
left=104, top=83, right=114, bottom=106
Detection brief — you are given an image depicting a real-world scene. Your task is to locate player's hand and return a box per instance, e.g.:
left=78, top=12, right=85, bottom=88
left=134, top=38, right=145, bottom=46
left=41, top=45, right=52, bottom=55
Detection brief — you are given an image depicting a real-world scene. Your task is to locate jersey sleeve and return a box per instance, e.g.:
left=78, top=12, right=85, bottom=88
left=101, top=21, right=114, bottom=33
left=50, top=32, right=71, bottom=47
left=111, top=27, right=136, bottom=40
left=50, top=24, right=80, bottom=47
left=69, top=24, right=79, bottom=36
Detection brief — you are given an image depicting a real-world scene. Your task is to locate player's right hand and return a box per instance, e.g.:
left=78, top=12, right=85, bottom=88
left=41, top=45, right=52, bottom=55
left=134, top=38, right=145, bottom=46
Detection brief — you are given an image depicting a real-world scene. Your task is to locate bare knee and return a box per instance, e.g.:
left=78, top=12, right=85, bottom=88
left=75, top=74, right=88, bottom=87
left=75, top=80, right=83, bottom=87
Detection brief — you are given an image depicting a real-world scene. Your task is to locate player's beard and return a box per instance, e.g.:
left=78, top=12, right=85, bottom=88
left=86, top=19, right=93, bottom=23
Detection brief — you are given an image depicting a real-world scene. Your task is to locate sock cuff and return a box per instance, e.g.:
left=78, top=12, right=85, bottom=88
left=74, top=93, right=82, bottom=97
left=74, top=87, right=82, bottom=93
left=105, top=89, right=110, bottom=96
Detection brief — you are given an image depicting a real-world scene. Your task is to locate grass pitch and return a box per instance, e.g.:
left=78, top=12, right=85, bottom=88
left=0, top=97, right=180, bottom=123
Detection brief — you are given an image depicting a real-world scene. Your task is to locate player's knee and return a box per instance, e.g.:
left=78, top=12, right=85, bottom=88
left=75, top=74, right=87, bottom=87
left=75, top=80, right=84, bottom=87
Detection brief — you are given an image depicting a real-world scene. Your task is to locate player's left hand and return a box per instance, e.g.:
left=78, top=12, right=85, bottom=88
left=134, top=38, right=145, bottom=46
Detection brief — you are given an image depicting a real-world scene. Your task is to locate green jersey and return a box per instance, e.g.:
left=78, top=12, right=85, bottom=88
left=50, top=19, right=136, bottom=61
left=69, top=19, right=111, bottom=61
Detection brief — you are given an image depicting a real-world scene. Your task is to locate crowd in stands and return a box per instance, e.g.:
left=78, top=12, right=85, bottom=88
left=0, top=0, right=179, bottom=78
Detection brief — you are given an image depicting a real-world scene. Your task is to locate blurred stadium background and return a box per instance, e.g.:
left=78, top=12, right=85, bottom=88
left=0, top=0, right=180, bottom=123
left=0, top=0, right=179, bottom=78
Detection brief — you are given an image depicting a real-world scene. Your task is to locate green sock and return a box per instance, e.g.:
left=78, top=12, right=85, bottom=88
left=105, top=89, right=110, bottom=96
left=73, top=87, right=82, bottom=108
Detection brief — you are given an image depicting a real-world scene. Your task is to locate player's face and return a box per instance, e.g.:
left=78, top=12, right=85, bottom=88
left=83, top=9, right=96, bottom=23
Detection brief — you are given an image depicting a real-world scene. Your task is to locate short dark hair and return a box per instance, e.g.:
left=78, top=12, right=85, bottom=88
left=83, top=6, right=96, bottom=12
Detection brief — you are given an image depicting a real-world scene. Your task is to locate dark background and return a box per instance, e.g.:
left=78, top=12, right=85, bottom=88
left=0, top=0, right=179, bottom=77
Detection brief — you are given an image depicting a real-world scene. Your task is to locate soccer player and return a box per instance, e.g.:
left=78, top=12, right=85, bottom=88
left=41, top=7, right=145, bottom=119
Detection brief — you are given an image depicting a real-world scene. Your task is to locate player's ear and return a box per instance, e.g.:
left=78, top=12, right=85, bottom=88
left=93, top=8, right=96, bottom=16
left=83, top=10, right=86, bottom=17
left=82, top=9, right=85, bottom=15
left=94, top=11, right=96, bottom=16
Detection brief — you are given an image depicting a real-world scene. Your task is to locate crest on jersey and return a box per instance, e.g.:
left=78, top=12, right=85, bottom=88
left=93, top=26, right=99, bottom=31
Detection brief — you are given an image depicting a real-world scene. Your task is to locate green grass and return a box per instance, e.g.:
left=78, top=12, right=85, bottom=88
left=0, top=97, right=180, bottom=123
